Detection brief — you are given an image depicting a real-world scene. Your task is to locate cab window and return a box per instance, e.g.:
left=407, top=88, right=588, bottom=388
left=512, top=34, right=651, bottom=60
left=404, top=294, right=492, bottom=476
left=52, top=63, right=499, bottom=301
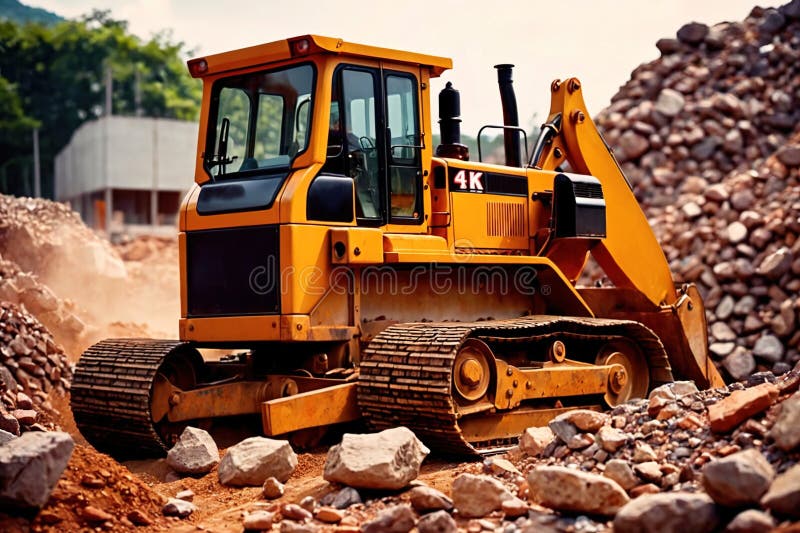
left=386, top=74, right=421, bottom=221
left=205, top=63, right=314, bottom=178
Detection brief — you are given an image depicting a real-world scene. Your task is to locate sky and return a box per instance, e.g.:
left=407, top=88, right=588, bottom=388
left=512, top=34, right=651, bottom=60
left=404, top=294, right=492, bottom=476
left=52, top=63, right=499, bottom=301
left=27, top=0, right=784, bottom=135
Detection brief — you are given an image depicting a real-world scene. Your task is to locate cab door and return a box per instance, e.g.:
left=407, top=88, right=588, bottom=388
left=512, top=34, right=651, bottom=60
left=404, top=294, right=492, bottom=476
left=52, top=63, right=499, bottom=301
left=322, top=65, right=424, bottom=227
left=384, top=72, right=423, bottom=225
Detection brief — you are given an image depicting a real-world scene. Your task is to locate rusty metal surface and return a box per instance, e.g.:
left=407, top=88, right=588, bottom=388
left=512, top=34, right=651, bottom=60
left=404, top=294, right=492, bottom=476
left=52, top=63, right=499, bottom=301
left=262, top=382, right=359, bottom=435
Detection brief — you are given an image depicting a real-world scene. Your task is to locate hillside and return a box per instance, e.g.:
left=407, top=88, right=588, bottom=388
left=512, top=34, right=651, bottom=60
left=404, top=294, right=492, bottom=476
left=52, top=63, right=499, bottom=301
left=0, top=0, right=62, bottom=25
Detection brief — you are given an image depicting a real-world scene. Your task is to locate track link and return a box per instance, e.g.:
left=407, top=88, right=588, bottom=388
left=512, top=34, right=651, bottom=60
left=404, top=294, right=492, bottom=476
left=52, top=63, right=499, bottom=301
left=71, top=339, right=189, bottom=457
left=357, top=316, right=672, bottom=456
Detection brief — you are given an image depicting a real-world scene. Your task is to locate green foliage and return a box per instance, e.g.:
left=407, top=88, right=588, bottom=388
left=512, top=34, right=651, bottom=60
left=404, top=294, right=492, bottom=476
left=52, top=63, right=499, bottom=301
left=0, top=10, right=201, bottom=197
left=0, top=0, right=62, bottom=26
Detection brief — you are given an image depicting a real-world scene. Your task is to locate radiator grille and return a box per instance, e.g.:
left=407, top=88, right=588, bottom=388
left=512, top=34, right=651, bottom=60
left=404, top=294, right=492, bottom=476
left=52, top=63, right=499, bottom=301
left=574, top=182, right=604, bottom=199
left=186, top=225, right=280, bottom=317
left=487, top=202, right=526, bottom=237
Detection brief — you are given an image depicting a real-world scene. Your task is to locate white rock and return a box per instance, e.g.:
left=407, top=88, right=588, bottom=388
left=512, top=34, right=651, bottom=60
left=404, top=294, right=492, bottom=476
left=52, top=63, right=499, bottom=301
left=0, top=429, right=16, bottom=445
left=633, top=442, right=658, bottom=463
left=262, top=477, right=285, bottom=499
left=0, top=431, right=74, bottom=509
left=163, top=498, right=197, bottom=518
left=519, top=426, right=554, bottom=456
left=596, top=426, right=628, bottom=453
left=218, top=437, right=297, bottom=487
left=753, top=334, right=784, bottom=362
left=648, top=381, right=698, bottom=401
left=176, top=489, right=194, bottom=502
left=702, top=448, right=774, bottom=506
left=655, top=88, right=686, bottom=117
left=726, top=221, right=748, bottom=244
left=452, top=473, right=513, bottom=518
left=323, top=427, right=428, bottom=490
left=527, top=466, right=629, bottom=516
left=243, top=510, right=275, bottom=530
left=604, top=459, right=638, bottom=491
left=614, top=492, right=718, bottom=533
left=166, top=426, right=219, bottom=475
left=682, top=202, right=702, bottom=219
left=408, top=485, right=453, bottom=512
left=634, top=461, right=663, bottom=484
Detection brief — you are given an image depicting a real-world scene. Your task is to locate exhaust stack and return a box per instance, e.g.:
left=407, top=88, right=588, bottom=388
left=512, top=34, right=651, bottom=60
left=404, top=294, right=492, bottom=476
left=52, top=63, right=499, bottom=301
left=495, top=64, right=521, bottom=167
left=435, top=82, right=469, bottom=160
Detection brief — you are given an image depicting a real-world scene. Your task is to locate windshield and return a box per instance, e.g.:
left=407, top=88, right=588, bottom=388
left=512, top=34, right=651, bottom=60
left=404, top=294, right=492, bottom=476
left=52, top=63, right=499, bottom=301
left=204, top=63, right=315, bottom=178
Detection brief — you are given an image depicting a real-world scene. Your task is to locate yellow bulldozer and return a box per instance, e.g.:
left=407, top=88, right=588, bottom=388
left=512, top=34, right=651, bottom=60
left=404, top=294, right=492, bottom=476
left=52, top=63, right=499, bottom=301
left=71, top=35, right=724, bottom=457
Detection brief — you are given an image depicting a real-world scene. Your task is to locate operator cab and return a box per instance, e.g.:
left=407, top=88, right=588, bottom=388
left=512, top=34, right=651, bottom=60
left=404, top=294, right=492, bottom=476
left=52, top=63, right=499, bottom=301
left=189, top=36, right=449, bottom=227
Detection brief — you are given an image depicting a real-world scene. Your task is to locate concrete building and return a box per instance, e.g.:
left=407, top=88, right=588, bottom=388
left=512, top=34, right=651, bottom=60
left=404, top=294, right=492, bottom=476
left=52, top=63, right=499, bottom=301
left=55, top=116, right=198, bottom=235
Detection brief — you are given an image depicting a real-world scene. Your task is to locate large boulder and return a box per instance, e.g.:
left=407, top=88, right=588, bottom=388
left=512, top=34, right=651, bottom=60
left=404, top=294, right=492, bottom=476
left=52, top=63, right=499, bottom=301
left=702, top=448, right=774, bottom=506
left=0, top=432, right=74, bottom=510
left=218, top=437, right=297, bottom=487
left=614, top=492, right=718, bottom=533
left=527, top=466, right=628, bottom=516
left=323, top=427, right=428, bottom=490
left=407, top=485, right=453, bottom=512
left=166, top=426, right=219, bottom=475
left=452, top=473, right=513, bottom=518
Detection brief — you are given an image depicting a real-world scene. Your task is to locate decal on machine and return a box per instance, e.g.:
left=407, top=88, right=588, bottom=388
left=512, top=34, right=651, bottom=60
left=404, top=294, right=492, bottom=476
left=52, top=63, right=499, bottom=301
left=452, top=169, right=484, bottom=191
left=448, top=167, right=528, bottom=196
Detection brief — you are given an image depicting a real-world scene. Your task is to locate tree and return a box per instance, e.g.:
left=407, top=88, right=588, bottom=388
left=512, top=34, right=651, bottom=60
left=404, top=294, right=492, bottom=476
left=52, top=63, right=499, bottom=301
left=0, top=10, right=201, bottom=197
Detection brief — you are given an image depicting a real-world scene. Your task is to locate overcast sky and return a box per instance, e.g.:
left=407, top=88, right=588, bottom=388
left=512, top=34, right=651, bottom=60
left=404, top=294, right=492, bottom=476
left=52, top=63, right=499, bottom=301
left=27, top=0, right=783, bottom=135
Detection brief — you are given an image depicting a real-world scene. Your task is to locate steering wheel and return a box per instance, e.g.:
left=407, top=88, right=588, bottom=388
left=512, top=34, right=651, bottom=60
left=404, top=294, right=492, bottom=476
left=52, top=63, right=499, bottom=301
left=359, top=136, right=376, bottom=152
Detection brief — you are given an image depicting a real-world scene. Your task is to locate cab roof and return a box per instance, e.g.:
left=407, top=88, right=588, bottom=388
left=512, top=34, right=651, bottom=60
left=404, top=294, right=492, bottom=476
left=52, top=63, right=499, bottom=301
left=188, top=35, right=453, bottom=79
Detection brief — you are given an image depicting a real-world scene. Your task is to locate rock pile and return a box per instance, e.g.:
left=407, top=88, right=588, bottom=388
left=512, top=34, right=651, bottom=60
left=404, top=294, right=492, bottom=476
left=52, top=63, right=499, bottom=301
left=228, top=372, right=797, bottom=533
left=594, top=1, right=800, bottom=378
left=114, top=234, right=177, bottom=263
left=323, top=426, right=430, bottom=490
left=0, top=301, right=73, bottom=436
left=0, top=194, right=126, bottom=291
left=0, top=194, right=178, bottom=344
left=0, top=254, right=86, bottom=354
left=28, top=445, right=167, bottom=529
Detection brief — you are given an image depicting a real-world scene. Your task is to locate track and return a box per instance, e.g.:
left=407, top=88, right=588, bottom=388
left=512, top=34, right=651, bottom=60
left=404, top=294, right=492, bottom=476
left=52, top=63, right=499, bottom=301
left=357, top=316, right=673, bottom=455
left=71, top=339, right=190, bottom=457
left=72, top=317, right=672, bottom=458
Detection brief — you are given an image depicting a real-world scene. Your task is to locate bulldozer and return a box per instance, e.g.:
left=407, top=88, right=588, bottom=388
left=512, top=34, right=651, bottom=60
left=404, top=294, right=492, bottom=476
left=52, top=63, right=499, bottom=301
left=71, top=35, right=724, bottom=457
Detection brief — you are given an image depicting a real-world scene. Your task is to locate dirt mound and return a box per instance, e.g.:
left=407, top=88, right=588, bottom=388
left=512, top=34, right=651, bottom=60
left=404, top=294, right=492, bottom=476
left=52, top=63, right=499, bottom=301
left=0, top=194, right=127, bottom=296
left=114, top=235, right=178, bottom=264
left=111, top=235, right=180, bottom=339
left=594, top=2, right=800, bottom=379
left=0, top=194, right=179, bottom=350
left=26, top=445, right=168, bottom=531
